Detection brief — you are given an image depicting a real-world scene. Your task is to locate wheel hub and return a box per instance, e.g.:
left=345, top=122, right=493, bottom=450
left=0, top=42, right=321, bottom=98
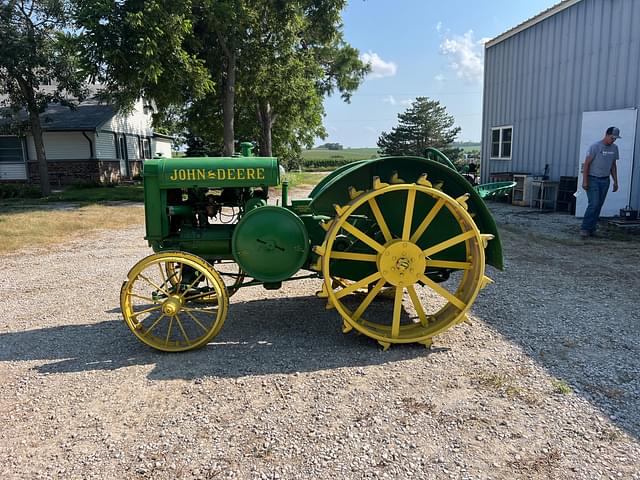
left=377, top=240, right=426, bottom=287
left=161, top=295, right=183, bottom=316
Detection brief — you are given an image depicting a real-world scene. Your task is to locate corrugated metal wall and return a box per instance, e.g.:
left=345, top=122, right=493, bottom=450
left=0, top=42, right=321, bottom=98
left=481, top=0, right=640, bottom=206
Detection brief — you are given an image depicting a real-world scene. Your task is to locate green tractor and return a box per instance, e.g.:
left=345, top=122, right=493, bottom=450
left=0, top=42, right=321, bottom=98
left=121, top=144, right=503, bottom=351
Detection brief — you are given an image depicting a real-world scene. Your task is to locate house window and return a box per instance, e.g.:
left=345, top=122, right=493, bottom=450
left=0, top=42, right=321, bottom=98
left=115, top=134, right=128, bottom=160
left=143, top=138, right=151, bottom=159
left=490, top=126, right=512, bottom=159
left=0, top=136, right=24, bottom=162
left=138, top=137, right=152, bottom=159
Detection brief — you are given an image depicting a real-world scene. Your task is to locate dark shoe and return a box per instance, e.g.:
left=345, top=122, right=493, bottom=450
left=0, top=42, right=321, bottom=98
left=579, top=230, right=589, bottom=238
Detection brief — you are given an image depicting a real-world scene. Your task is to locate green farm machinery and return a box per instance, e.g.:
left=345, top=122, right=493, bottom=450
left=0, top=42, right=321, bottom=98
left=121, top=144, right=503, bottom=351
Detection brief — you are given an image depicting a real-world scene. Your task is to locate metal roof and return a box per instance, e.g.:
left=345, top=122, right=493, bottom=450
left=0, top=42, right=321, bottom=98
left=485, top=0, right=583, bottom=48
left=0, top=100, right=115, bottom=132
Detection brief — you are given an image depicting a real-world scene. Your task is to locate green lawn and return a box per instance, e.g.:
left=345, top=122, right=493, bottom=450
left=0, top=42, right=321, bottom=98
left=460, top=145, right=481, bottom=154
left=301, top=147, right=379, bottom=162
left=48, top=185, right=145, bottom=202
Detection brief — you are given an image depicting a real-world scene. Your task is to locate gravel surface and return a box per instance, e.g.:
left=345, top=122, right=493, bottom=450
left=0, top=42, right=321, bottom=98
left=1, top=199, right=639, bottom=480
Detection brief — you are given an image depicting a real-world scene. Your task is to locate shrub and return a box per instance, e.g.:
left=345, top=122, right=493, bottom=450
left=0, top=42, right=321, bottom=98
left=69, top=180, right=104, bottom=189
left=0, top=183, right=41, bottom=199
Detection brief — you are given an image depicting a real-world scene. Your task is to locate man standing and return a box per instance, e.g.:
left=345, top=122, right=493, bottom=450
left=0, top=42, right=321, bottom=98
left=580, top=126, right=620, bottom=237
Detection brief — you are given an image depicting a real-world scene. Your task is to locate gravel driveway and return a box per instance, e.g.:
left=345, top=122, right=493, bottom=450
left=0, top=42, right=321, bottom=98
left=1, top=200, right=639, bottom=479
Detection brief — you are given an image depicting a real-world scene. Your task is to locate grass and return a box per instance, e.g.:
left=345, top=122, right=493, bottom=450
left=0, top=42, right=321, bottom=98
left=301, top=147, right=379, bottom=162
left=459, top=145, right=481, bottom=154
left=280, top=171, right=328, bottom=190
left=0, top=174, right=329, bottom=254
left=48, top=185, right=144, bottom=203
left=552, top=379, right=573, bottom=395
left=0, top=204, right=143, bottom=254
left=0, top=184, right=144, bottom=208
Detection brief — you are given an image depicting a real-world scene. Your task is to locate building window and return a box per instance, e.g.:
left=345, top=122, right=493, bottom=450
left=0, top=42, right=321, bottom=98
left=490, top=126, right=512, bottom=159
left=0, top=136, right=24, bottom=163
left=145, top=138, right=152, bottom=159
left=115, top=134, right=128, bottom=160
left=138, top=137, right=151, bottom=159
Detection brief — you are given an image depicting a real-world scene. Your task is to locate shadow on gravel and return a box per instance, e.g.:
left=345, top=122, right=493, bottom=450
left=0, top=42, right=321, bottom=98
left=475, top=217, right=640, bottom=441
left=0, top=295, right=443, bottom=380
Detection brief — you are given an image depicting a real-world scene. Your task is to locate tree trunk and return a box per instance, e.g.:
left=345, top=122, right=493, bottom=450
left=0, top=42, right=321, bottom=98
left=16, top=76, right=50, bottom=195
left=257, top=101, right=275, bottom=157
left=222, top=51, right=236, bottom=156
left=30, top=109, right=50, bottom=196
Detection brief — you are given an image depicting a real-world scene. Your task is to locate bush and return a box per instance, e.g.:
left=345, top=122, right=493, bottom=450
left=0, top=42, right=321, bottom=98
left=299, top=157, right=354, bottom=170
left=69, top=179, right=104, bottom=189
left=279, top=153, right=363, bottom=172
left=0, top=183, right=41, bottom=199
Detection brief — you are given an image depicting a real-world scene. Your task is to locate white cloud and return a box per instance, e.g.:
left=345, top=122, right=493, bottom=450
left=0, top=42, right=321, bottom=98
left=436, top=21, right=443, bottom=33
left=400, top=99, right=413, bottom=107
left=434, top=74, right=446, bottom=82
left=382, top=95, right=397, bottom=105
left=360, top=51, right=397, bottom=78
left=439, top=30, right=484, bottom=84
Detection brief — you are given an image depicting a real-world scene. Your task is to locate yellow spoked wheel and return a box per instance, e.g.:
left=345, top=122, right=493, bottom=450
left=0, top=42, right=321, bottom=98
left=165, top=259, right=244, bottom=302
left=316, top=180, right=492, bottom=349
left=121, top=252, right=229, bottom=352
left=211, top=260, right=245, bottom=296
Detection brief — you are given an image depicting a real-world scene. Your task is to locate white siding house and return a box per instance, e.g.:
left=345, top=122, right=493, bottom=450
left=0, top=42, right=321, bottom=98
left=0, top=98, right=174, bottom=184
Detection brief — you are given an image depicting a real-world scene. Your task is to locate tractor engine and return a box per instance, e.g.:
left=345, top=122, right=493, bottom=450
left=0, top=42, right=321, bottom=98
left=142, top=149, right=279, bottom=260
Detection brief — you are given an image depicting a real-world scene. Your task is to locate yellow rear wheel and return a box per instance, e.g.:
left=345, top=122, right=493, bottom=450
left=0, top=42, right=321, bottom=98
left=317, top=181, right=489, bottom=347
left=121, top=252, right=229, bottom=352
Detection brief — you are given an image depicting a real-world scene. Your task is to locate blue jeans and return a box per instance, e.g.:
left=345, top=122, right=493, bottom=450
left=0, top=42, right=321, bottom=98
left=581, top=176, right=610, bottom=232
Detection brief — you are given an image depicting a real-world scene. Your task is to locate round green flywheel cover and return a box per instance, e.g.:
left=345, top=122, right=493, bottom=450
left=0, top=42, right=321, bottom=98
left=232, top=206, right=310, bottom=282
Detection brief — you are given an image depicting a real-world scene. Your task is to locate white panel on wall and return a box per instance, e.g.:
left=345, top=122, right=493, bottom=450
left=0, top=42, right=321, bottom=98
left=575, top=108, right=637, bottom=217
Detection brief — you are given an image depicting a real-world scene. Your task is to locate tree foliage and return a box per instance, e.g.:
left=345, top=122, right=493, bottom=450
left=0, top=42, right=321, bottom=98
left=75, top=0, right=212, bottom=113
left=0, top=0, right=87, bottom=195
left=377, top=97, right=462, bottom=161
left=76, top=0, right=368, bottom=158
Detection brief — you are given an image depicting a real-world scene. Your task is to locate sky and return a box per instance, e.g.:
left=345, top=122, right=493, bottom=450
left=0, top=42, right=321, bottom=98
left=321, top=0, right=562, bottom=147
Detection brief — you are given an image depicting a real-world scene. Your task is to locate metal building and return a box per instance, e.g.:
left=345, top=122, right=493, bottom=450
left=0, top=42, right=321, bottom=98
left=481, top=0, right=640, bottom=213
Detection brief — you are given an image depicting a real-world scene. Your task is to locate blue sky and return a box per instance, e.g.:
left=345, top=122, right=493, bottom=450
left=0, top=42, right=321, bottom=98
left=321, top=0, right=561, bottom=147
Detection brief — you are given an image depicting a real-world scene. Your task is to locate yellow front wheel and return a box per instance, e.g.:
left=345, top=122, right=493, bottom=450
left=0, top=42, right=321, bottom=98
left=165, top=259, right=244, bottom=302
left=121, top=252, right=229, bottom=352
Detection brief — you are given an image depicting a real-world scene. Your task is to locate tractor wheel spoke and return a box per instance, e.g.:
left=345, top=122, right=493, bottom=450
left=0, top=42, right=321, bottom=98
left=423, top=230, right=476, bottom=258
left=368, top=197, right=393, bottom=242
left=341, top=221, right=385, bottom=253
left=410, top=197, right=445, bottom=243
left=419, top=274, right=466, bottom=310
left=402, top=189, right=416, bottom=241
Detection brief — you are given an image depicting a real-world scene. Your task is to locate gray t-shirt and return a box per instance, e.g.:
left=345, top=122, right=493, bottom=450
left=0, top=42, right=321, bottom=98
left=587, top=141, right=618, bottom=178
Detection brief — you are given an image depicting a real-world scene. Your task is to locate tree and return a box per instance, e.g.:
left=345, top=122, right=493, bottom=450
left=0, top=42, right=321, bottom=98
left=76, top=0, right=367, bottom=159
left=239, top=0, right=368, bottom=157
left=377, top=97, right=462, bottom=161
left=0, top=0, right=87, bottom=195
left=75, top=0, right=213, bottom=116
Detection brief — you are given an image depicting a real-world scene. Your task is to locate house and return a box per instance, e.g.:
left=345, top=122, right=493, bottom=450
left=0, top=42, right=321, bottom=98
left=0, top=98, right=174, bottom=184
left=481, top=0, right=639, bottom=215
